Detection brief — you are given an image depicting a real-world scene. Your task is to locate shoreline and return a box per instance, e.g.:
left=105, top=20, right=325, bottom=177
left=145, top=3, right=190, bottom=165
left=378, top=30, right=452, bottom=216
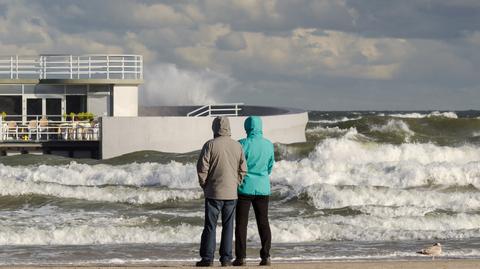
left=2, top=260, right=480, bottom=269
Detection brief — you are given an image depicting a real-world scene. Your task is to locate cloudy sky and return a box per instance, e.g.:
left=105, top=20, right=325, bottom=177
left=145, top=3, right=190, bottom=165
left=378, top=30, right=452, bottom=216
left=1, top=0, right=479, bottom=110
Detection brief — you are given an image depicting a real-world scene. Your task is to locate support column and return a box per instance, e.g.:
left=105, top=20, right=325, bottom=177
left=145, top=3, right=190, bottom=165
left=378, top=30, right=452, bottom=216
left=112, top=85, right=138, bottom=116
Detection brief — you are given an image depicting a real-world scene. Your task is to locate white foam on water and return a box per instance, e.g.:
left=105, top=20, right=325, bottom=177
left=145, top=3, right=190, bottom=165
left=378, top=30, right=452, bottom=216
left=301, top=184, right=480, bottom=212
left=0, top=177, right=202, bottom=204
left=1, top=211, right=479, bottom=245
left=370, top=119, right=415, bottom=142
left=272, top=134, right=480, bottom=189
left=389, top=111, right=458, bottom=119
left=388, top=112, right=426, bottom=118
left=428, top=111, right=458, bottom=118
left=306, top=126, right=352, bottom=134
left=0, top=161, right=204, bottom=204
left=0, top=223, right=203, bottom=245
left=3, top=250, right=480, bottom=265
left=263, top=214, right=480, bottom=242
left=0, top=161, right=198, bottom=188
left=443, top=249, right=480, bottom=258
left=151, top=209, right=204, bottom=218
left=0, top=127, right=478, bottom=246
left=0, top=162, right=223, bottom=205
left=270, top=248, right=480, bottom=260
left=354, top=205, right=439, bottom=217
left=0, top=131, right=478, bottom=204
left=309, top=117, right=362, bottom=124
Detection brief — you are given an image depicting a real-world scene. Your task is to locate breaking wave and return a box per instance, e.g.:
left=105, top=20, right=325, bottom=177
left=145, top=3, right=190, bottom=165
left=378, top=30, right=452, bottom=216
left=388, top=111, right=458, bottom=119
left=274, top=132, right=480, bottom=189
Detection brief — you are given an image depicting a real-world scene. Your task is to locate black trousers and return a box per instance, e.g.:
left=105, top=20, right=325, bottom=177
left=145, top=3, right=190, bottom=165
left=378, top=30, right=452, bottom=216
left=235, top=194, right=271, bottom=259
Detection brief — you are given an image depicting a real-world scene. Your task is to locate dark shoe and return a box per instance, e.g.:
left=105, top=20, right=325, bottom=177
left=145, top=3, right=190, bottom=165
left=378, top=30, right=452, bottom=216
left=196, top=259, right=213, bottom=267
left=232, top=258, right=246, bottom=266
left=221, top=260, right=232, bottom=267
left=259, top=257, right=271, bottom=266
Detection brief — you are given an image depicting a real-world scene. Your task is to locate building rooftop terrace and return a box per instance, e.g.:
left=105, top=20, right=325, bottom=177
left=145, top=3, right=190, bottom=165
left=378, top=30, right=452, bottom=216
left=0, top=54, right=143, bottom=83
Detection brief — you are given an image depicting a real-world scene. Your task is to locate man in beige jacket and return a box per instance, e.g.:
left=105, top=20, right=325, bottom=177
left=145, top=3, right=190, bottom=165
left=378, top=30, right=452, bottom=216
left=196, top=116, right=247, bottom=267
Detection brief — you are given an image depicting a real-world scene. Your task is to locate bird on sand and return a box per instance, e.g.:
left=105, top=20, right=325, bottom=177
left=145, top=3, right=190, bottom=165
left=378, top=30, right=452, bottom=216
left=417, top=243, right=442, bottom=260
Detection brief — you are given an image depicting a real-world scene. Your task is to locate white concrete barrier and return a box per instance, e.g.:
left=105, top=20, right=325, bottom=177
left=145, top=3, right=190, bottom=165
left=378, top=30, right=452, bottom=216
left=100, top=112, right=308, bottom=159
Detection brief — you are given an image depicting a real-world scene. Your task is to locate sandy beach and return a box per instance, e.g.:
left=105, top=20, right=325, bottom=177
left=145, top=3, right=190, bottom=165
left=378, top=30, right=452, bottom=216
left=3, top=260, right=480, bottom=269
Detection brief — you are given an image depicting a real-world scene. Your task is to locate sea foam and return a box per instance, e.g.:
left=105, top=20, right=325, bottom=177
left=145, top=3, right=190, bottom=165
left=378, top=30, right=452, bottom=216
left=0, top=130, right=478, bottom=245
left=369, top=119, right=415, bottom=142
left=300, top=184, right=480, bottom=212
left=389, top=111, right=458, bottom=119
left=0, top=132, right=478, bottom=203
left=309, top=117, right=362, bottom=124
left=272, top=133, right=480, bottom=189
left=1, top=210, right=478, bottom=245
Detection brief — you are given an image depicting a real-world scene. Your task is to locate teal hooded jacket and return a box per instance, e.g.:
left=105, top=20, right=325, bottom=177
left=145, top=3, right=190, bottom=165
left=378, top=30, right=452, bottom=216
left=238, top=116, right=275, bottom=196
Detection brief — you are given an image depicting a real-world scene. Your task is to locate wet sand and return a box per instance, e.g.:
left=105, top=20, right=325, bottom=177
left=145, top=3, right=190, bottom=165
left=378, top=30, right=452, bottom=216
left=3, top=260, right=480, bottom=269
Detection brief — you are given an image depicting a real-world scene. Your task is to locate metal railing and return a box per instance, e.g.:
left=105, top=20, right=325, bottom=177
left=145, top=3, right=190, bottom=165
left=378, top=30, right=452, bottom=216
left=187, top=103, right=243, bottom=117
left=0, top=55, right=143, bottom=80
left=0, top=115, right=100, bottom=142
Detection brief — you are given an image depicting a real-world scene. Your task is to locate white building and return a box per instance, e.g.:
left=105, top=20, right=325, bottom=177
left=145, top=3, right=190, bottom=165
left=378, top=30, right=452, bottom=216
left=0, top=54, right=307, bottom=159
left=0, top=55, right=143, bottom=121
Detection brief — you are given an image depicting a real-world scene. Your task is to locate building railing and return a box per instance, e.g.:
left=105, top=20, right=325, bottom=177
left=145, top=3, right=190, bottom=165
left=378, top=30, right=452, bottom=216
left=0, top=115, right=100, bottom=142
left=187, top=103, right=243, bottom=117
left=0, top=55, right=143, bottom=80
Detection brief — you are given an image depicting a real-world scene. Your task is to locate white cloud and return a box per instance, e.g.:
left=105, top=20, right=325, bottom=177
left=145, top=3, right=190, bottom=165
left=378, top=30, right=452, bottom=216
left=210, top=29, right=410, bottom=80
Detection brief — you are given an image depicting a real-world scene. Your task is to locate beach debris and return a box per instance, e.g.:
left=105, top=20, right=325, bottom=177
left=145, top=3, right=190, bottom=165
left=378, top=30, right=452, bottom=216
left=417, top=243, right=442, bottom=260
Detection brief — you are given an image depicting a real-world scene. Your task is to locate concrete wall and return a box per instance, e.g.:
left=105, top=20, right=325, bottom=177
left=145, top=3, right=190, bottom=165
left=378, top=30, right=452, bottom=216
left=112, top=85, right=138, bottom=116
left=101, top=112, right=308, bottom=159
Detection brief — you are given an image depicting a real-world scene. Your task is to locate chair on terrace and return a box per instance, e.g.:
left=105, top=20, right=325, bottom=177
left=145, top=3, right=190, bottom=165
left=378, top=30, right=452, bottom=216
left=28, top=120, right=38, bottom=140
left=39, top=117, right=49, bottom=140
left=1, top=122, right=7, bottom=140
left=6, top=121, right=19, bottom=140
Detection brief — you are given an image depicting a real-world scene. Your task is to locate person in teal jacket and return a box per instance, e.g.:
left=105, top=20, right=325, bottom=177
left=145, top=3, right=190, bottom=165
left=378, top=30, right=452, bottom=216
left=233, top=116, right=274, bottom=266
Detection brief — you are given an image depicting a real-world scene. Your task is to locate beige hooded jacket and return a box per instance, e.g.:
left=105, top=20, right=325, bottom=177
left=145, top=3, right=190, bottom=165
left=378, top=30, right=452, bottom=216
left=197, top=117, right=247, bottom=200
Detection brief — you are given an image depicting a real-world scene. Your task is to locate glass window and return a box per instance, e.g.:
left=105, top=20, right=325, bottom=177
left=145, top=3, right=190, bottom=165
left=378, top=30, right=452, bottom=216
left=0, top=96, right=22, bottom=121
left=46, top=98, right=62, bottom=121
left=27, top=98, right=42, bottom=120
left=66, top=95, right=87, bottom=114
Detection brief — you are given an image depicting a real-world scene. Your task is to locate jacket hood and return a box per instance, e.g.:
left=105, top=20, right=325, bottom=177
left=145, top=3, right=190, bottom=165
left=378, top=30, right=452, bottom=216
left=212, top=116, right=231, bottom=137
left=244, top=116, right=263, bottom=137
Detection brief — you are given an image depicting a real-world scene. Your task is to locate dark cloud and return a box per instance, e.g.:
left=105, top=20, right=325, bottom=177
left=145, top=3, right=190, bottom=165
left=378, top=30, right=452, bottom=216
left=0, top=3, right=7, bottom=17
left=16, top=1, right=480, bottom=39
left=215, top=32, right=247, bottom=51
left=346, top=0, right=480, bottom=39
left=199, top=0, right=480, bottom=39
left=198, top=0, right=356, bottom=33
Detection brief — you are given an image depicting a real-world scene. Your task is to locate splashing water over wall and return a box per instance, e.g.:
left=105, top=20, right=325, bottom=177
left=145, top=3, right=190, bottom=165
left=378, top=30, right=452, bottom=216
left=140, top=64, right=238, bottom=106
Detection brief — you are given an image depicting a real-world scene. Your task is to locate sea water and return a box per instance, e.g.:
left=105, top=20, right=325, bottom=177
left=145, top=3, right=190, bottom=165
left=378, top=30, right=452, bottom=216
left=0, top=110, right=479, bottom=265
